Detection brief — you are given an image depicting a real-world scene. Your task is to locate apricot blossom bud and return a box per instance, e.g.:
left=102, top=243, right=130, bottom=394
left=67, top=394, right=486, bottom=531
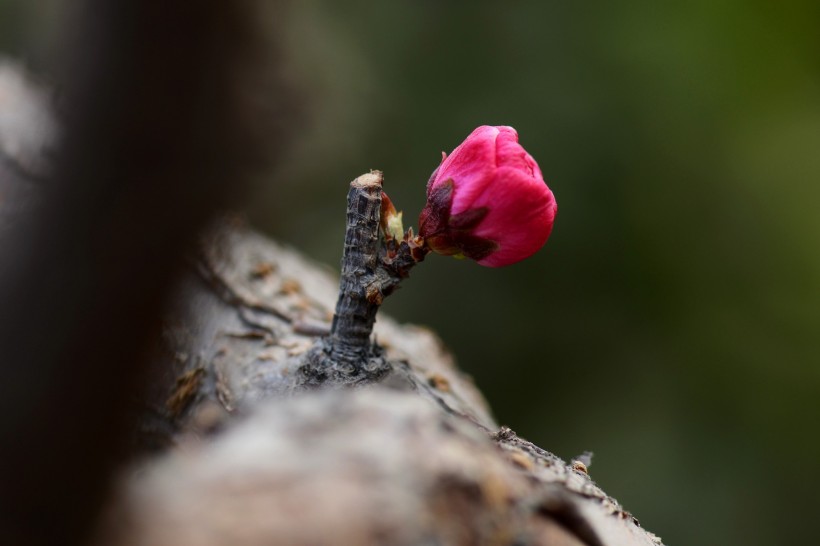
left=418, top=125, right=557, bottom=267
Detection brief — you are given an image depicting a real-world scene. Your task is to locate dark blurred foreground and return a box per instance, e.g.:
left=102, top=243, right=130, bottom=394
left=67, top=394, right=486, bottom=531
left=0, top=1, right=283, bottom=544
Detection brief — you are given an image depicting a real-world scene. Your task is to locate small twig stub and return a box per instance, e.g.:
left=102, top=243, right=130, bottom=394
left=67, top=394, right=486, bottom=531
left=299, top=171, right=428, bottom=386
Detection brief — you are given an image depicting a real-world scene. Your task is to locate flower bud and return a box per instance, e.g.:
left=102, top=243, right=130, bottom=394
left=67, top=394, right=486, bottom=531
left=379, top=191, right=405, bottom=241
left=418, top=126, right=557, bottom=267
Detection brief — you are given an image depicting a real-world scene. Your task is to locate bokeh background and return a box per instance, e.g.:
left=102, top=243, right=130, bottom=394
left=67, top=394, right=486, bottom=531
left=3, top=1, right=819, bottom=545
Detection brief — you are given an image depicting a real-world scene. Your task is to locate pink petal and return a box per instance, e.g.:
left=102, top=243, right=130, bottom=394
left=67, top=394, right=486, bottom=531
left=472, top=166, right=556, bottom=267
left=433, top=126, right=499, bottom=211
left=495, top=127, right=538, bottom=178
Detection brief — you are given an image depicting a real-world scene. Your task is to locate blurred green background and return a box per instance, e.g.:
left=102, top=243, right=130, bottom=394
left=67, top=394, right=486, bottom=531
left=4, top=1, right=819, bottom=544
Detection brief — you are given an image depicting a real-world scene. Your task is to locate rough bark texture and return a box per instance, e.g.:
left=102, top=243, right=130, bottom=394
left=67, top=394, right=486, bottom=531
left=299, top=172, right=394, bottom=385
left=330, top=172, right=385, bottom=355
left=300, top=171, right=430, bottom=387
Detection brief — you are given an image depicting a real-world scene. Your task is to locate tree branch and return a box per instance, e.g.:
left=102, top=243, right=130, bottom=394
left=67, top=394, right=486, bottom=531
left=102, top=218, right=666, bottom=546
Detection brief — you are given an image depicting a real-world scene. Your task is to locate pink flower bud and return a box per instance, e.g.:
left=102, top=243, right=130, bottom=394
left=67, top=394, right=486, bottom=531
left=418, top=125, right=557, bottom=267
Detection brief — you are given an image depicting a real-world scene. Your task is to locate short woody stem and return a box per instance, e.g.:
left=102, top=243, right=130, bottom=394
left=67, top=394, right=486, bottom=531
left=303, top=171, right=429, bottom=382
left=328, top=172, right=385, bottom=364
